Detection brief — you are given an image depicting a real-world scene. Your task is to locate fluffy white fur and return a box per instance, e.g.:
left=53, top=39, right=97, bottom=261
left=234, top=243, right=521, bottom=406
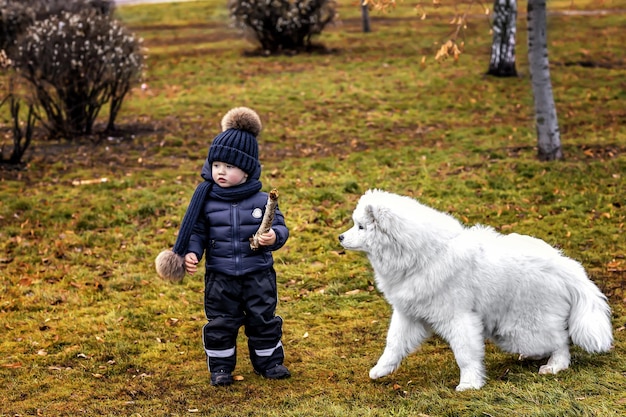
left=339, top=189, right=613, bottom=391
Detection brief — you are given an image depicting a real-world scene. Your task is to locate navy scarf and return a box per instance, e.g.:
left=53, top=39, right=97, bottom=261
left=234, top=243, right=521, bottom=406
left=171, top=160, right=262, bottom=256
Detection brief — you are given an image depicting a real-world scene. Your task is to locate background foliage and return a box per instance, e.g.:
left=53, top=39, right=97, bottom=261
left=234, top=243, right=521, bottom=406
left=227, top=0, right=338, bottom=53
left=13, top=9, right=144, bottom=137
left=1, top=0, right=142, bottom=165
left=1, top=0, right=625, bottom=416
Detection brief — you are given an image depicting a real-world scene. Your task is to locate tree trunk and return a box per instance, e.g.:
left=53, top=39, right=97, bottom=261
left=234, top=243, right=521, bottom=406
left=487, top=0, right=518, bottom=76
left=361, top=2, right=371, bottom=33
left=527, top=0, right=563, bottom=161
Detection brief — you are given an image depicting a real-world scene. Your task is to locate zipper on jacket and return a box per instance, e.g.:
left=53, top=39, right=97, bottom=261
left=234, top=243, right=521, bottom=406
left=231, top=203, right=241, bottom=274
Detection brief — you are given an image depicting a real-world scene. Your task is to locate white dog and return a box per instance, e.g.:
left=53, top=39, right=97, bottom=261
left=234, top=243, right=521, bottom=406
left=339, top=189, right=613, bottom=391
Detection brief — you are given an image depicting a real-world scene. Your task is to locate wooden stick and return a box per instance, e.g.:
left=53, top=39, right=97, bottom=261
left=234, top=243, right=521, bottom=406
left=250, top=189, right=279, bottom=250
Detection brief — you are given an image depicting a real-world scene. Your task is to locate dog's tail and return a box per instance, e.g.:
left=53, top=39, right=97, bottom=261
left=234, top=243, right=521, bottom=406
left=566, top=261, right=613, bottom=353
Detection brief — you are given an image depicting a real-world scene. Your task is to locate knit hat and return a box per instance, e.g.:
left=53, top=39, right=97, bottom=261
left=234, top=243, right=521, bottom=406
left=208, top=107, right=262, bottom=175
left=155, top=107, right=263, bottom=281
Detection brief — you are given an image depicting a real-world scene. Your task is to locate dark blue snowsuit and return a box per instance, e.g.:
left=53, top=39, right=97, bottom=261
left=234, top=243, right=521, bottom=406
left=187, top=191, right=289, bottom=374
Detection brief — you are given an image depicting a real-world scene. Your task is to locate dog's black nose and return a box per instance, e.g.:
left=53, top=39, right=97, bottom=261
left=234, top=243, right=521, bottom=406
left=338, top=235, right=344, bottom=242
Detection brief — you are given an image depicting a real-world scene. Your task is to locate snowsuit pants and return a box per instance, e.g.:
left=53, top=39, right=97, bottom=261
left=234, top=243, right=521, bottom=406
left=202, top=267, right=285, bottom=374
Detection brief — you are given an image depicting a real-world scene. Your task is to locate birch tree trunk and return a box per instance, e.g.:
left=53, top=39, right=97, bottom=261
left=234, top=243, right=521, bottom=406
left=487, top=0, right=518, bottom=76
left=527, top=0, right=563, bottom=160
left=361, top=2, right=371, bottom=33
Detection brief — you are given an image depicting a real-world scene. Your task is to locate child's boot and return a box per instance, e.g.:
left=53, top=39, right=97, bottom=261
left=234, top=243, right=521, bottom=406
left=210, top=370, right=234, bottom=386
left=257, top=364, right=291, bottom=380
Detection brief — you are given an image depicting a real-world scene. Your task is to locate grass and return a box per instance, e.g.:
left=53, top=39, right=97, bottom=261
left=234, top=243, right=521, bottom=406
left=1, top=0, right=625, bottom=415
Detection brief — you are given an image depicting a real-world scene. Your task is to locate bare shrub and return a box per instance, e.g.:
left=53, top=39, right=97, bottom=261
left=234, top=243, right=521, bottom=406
left=25, top=0, right=114, bottom=20
left=0, top=1, right=35, bottom=54
left=12, top=9, right=144, bottom=138
left=227, top=0, right=338, bottom=54
left=0, top=0, right=114, bottom=56
left=0, top=50, right=36, bottom=166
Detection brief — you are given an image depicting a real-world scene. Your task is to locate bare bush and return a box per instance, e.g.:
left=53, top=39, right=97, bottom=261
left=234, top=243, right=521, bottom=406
left=0, top=0, right=113, bottom=56
left=39, top=0, right=115, bottom=16
left=0, top=50, right=36, bottom=166
left=3, top=92, right=36, bottom=166
left=12, top=9, right=144, bottom=138
left=228, top=0, right=338, bottom=54
left=0, top=1, right=35, bottom=54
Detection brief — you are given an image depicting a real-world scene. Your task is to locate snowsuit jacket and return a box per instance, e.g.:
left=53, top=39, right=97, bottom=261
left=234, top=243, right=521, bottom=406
left=187, top=191, right=289, bottom=276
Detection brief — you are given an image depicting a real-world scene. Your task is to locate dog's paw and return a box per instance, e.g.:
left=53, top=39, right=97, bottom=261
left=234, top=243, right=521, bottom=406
left=369, top=364, right=395, bottom=380
left=538, top=364, right=556, bottom=374
left=455, top=373, right=485, bottom=391
left=455, top=381, right=483, bottom=391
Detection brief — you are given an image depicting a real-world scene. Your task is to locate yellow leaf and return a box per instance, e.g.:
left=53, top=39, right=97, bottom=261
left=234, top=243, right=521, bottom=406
left=2, top=362, right=22, bottom=369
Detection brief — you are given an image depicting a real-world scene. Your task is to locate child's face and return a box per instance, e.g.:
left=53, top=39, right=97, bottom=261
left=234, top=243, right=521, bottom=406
left=211, top=161, right=248, bottom=187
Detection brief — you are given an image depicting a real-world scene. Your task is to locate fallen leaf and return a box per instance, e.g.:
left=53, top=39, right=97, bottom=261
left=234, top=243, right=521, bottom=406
left=2, top=362, right=22, bottom=368
left=72, top=178, right=109, bottom=186
left=18, top=278, right=33, bottom=286
left=48, top=366, right=71, bottom=371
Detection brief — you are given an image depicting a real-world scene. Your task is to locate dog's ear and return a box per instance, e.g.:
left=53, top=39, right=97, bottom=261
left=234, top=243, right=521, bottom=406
left=364, top=203, right=392, bottom=232
left=364, top=204, right=377, bottom=225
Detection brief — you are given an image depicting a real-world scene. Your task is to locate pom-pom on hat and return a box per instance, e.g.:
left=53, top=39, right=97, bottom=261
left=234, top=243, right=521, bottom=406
left=155, top=107, right=263, bottom=281
left=207, top=107, right=262, bottom=175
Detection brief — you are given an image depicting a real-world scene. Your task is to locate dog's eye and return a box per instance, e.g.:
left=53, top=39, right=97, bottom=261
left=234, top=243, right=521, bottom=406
left=358, top=223, right=364, bottom=230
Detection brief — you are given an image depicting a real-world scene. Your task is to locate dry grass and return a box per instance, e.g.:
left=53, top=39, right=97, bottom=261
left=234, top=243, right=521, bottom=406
left=1, top=0, right=625, bottom=416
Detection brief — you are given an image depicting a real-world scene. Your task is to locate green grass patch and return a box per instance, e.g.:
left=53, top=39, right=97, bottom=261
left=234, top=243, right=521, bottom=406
left=1, top=0, right=625, bottom=416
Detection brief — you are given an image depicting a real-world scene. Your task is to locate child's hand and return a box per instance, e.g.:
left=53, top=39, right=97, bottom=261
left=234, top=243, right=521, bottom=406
left=184, top=252, right=199, bottom=275
left=257, top=228, right=276, bottom=246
